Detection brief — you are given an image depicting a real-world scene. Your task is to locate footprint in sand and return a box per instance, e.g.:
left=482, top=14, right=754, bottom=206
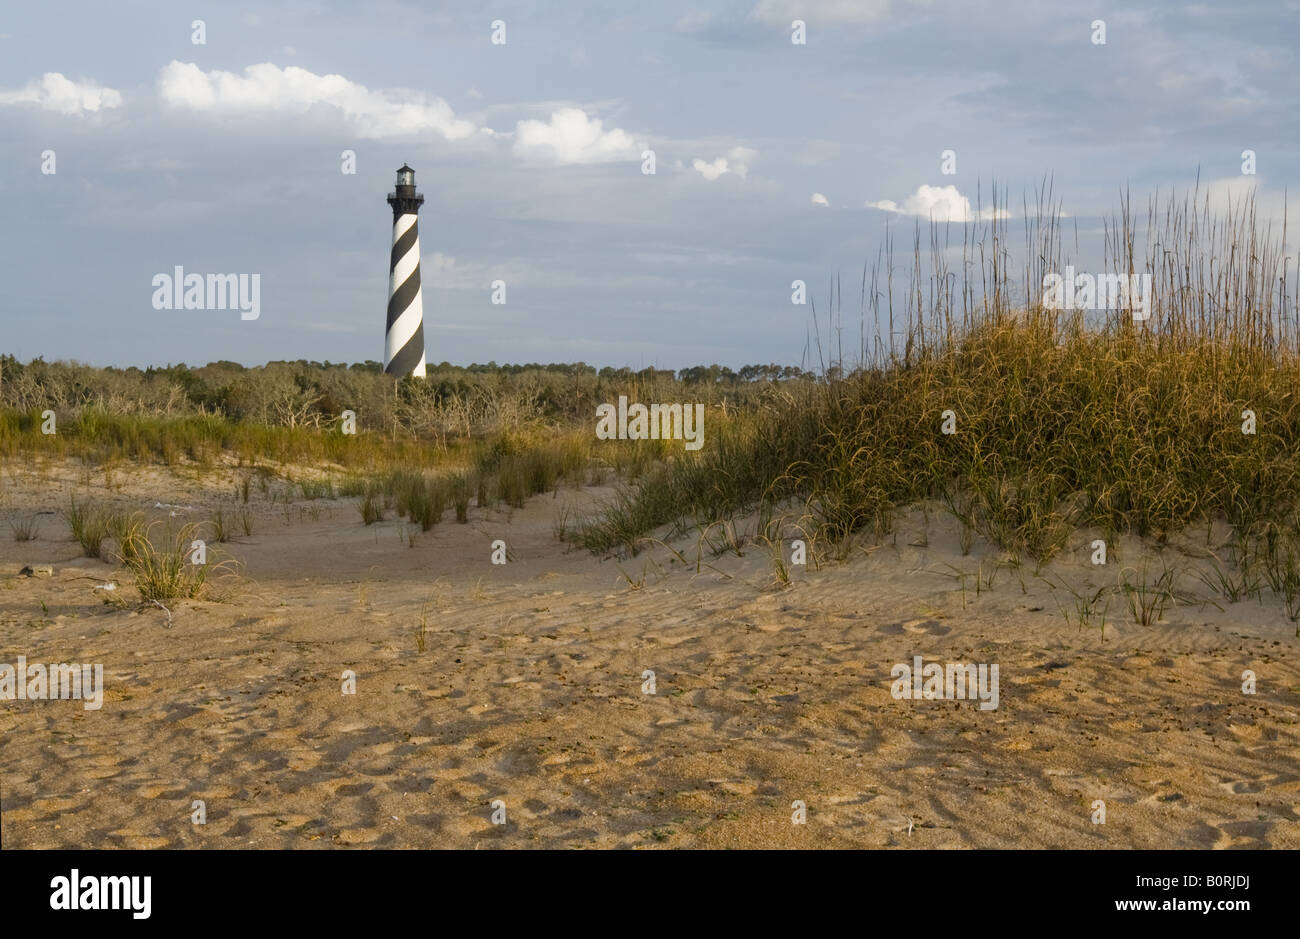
left=1217, top=777, right=1265, bottom=794
left=901, top=618, right=952, bottom=636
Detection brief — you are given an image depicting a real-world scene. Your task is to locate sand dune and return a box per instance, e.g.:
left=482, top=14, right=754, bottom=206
left=2, top=463, right=1297, bottom=848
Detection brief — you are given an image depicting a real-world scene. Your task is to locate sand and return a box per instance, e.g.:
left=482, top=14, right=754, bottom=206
left=1, top=460, right=1297, bottom=849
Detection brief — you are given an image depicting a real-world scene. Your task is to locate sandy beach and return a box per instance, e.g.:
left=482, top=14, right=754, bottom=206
left=1, top=460, right=1296, bottom=849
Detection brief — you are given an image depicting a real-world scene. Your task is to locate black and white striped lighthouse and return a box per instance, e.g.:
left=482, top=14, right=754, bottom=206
left=385, top=164, right=426, bottom=377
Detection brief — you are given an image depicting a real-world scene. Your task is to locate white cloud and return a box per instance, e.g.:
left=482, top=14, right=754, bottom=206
left=422, top=251, right=471, bottom=286
left=727, top=146, right=757, bottom=179
left=692, top=157, right=729, bottom=181
left=691, top=146, right=758, bottom=181
left=867, top=184, right=1008, bottom=222
left=1200, top=176, right=1297, bottom=250
left=281, top=46, right=298, bottom=57
left=0, top=73, right=122, bottom=115
left=1202, top=175, right=1267, bottom=211
left=811, top=192, right=830, bottom=206
left=156, top=61, right=480, bottom=140
left=512, top=108, right=642, bottom=164
left=752, top=0, right=895, bottom=25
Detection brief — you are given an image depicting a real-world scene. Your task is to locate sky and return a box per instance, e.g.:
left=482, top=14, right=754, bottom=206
left=1, top=0, right=1297, bottom=371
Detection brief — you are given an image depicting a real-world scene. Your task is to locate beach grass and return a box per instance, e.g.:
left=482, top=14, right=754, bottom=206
left=575, top=186, right=1300, bottom=621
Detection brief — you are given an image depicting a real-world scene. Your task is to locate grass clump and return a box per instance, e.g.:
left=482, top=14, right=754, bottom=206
left=406, top=477, right=447, bottom=531
left=299, top=478, right=335, bottom=500
left=358, top=488, right=384, bottom=525
left=63, top=497, right=112, bottom=558
left=453, top=474, right=471, bottom=523
left=209, top=507, right=231, bottom=543
left=117, top=521, right=213, bottom=602
left=9, top=516, right=39, bottom=541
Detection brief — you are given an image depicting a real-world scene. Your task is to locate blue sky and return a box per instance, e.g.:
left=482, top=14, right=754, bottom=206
left=1, top=0, right=1296, bottom=370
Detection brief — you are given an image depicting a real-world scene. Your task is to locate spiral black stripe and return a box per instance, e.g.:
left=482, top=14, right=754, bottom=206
left=390, top=221, right=419, bottom=273
left=386, top=266, right=421, bottom=330
left=385, top=321, right=425, bottom=377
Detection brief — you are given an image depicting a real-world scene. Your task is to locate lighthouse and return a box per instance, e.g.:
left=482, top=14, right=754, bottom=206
left=385, top=164, right=426, bottom=377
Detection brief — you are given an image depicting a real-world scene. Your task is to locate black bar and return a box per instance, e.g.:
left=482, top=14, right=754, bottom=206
left=0, top=848, right=1282, bottom=926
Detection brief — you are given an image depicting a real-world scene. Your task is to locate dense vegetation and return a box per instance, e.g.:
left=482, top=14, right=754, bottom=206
left=5, top=185, right=1300, bottom=618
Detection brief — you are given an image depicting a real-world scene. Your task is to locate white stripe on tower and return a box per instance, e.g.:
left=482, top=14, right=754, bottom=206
left=385, top=165, right=426, bottom=378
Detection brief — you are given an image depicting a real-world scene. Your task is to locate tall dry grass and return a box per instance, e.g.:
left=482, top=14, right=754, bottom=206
left=580, top=185, right=1300, bottom=618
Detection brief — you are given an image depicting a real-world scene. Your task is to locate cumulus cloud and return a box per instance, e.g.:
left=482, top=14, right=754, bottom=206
left=811, top=192, right=830, bottom=206
left=1202, top=175, right=1269, bottom=211
left=691, top=146, right=758, bottom=181
left=512, top=107, right=642, bottom=164
left=0, top=73, right=122, bottom=115
left=692, top=157, right=729, bottom=180
left=867, top=184, right=1008, bottom=222
left=156, top=61, right=480, bottom=140
left=421, top=251, right=470, bottom=286
left=1201, top=176, right=1296, bottom=249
